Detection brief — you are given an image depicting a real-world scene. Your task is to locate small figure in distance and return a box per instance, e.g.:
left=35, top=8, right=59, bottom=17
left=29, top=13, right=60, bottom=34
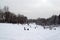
left=35, top=27, right=36, bottom=29
left=24, top=27, right=26, bottom=30
left=27, top=28, right=29, bottom=30
left=54, top=28, right=56, bottom=30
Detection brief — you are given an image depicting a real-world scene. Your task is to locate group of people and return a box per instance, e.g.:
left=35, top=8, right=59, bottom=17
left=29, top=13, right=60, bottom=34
left=24, top=27, right=29, bottom=30
left=43, top=25, right=56, bottom=30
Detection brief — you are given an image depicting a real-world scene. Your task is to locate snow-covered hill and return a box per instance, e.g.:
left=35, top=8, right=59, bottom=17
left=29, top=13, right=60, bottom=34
left=0, top=23, right=60, bottom=40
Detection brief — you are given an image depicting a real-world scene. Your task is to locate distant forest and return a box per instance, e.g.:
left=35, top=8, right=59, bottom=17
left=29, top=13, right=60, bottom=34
left=0, top=6, right=60, bottom=26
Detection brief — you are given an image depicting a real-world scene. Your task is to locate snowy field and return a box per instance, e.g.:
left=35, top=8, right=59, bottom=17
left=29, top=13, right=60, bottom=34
left=0, top=23, right=60, bottom=40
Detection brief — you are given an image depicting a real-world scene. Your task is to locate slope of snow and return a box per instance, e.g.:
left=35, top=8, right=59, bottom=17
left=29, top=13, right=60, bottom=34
left=0, top=23, right=60, bottom=40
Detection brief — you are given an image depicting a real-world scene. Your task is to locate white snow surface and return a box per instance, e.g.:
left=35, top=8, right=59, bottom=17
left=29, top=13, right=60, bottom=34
left=0, top=23, right=60, bottom=40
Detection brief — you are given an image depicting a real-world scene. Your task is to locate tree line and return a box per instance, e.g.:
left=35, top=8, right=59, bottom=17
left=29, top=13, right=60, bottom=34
left=0, top=6, right=60, bottom=26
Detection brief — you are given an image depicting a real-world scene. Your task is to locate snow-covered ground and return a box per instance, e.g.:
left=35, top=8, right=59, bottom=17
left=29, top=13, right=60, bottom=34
left=0, top=23, right=60, bottom=40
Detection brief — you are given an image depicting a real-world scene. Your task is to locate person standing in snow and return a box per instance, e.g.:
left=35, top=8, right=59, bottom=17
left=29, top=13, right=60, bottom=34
left=24, top=27, right=26, bottom=30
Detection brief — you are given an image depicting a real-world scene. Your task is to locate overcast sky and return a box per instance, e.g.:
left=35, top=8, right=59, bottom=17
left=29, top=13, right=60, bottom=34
left=0, top=0, right=60, bottom=19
